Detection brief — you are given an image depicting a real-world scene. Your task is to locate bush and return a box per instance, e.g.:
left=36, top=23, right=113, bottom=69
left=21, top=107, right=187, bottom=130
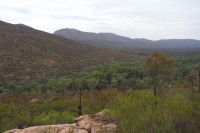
left=0, top=103, right=31, bottom=132
left=32, top=110, right=74, bottom=126
left=107, top=89, right=200, bottom=133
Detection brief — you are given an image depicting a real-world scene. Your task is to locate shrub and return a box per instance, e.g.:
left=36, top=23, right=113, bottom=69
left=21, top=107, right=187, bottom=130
left=0, top=103, right=31, bottom=132
left=107, top=89, right=200, bottom=133
left=32, top=110, right=75, bottom=126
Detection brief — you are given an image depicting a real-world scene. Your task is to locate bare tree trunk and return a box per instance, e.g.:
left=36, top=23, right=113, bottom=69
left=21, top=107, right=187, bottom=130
left=89, top=88, right=92, bottom=111
left=153, top=76, right=157, bottom=96
left=153, top=76, right=157, bottom=105
left=78, top=87, right=83, bottom=116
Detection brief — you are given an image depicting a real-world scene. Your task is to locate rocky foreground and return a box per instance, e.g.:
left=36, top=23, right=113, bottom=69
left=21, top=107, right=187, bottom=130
left=4, top=109, right=117, bottom=133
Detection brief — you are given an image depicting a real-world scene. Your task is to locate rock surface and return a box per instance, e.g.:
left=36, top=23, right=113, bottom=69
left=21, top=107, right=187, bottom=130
left=4, top=109, right=117, bottom=133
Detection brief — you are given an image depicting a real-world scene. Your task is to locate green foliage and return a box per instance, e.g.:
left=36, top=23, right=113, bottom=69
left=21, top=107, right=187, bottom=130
left=1, top=53, right=199, bottom=93
left=1, top=61, right=150, bottom=93
left=0, top=88, right=120, bottom=132
left=107, top=89, right=200, bottom=133
left=0, top=51, right=200, bottom=132
left=0, top=103, right=31, bottom=132
left=0, top=95, right=79, bottom=132
left=32, top=110, right=74, bottom=125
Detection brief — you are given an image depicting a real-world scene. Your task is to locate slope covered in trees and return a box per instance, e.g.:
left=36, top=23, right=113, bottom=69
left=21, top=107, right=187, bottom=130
left=0, top=51, right=199, bottom=132
left=0, top=20, right=138, bottom=85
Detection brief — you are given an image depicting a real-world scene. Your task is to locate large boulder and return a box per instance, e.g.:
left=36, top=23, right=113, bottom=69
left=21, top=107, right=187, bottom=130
left=75, top=109, right=117, bottom=133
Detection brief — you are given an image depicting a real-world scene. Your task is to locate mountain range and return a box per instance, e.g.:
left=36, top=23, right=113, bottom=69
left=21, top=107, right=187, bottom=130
left=0, top=20, right=136, bottom=84
left=1, top=19, right=200, bottom=84
left=54, top=28, right=200, bottom=52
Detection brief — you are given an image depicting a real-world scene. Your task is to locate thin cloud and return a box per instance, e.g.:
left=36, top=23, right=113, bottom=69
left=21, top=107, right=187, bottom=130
left=0, top=0, right=199, bottom=40
left=0, top=6, right=30, bottom=14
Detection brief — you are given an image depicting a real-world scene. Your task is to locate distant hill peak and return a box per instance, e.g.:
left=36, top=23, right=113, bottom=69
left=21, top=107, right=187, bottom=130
left=15, top=23, right=33, bottom=28
left=54, top=28, right=200, bottom=51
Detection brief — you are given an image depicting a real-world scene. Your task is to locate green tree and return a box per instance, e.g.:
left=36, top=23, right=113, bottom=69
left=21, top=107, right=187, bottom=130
left=145, top=51, right=172, bottom=96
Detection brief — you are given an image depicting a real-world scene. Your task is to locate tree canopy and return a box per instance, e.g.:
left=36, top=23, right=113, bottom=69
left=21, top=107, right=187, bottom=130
left=145, top=51, right=173, bottom=96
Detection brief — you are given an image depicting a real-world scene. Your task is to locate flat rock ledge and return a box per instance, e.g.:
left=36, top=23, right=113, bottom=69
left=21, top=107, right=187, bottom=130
left=4, top=109, right=117, bottom=133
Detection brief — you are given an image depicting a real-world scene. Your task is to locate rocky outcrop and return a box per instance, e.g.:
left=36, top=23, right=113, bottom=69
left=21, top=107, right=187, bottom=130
left=4, top=124, right=79, bottom=133
left=4, top=109, right=117, bottom=133
left=75, top=109, right=116, bottom=133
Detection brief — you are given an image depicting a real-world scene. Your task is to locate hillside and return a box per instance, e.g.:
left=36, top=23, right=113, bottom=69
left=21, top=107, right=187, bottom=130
left=54, top=28, right=143, bottom=49
left=54, top=28, right=200, bottom=52
left=0, top=20, right=136, bottom=84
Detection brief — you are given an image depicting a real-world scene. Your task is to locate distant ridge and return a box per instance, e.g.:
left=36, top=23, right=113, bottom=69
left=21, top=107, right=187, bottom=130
left=0, top=20, right=135, bottom=84
left=54, top=28, right=200, bottom=52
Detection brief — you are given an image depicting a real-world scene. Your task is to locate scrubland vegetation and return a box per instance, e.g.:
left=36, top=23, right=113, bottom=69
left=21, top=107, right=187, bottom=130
left=0, top=52, right=199, bottom=132
left=107, top=89, right=199, bottom=133
left=0, top=88, right=120, bottom=132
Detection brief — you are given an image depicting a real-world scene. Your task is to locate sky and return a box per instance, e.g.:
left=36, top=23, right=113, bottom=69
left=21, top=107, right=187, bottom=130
left=0, top=0, right=200, bottom=40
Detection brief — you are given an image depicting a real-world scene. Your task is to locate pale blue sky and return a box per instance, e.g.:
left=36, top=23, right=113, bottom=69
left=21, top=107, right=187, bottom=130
left=0, top=0, right=199, bottom=40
